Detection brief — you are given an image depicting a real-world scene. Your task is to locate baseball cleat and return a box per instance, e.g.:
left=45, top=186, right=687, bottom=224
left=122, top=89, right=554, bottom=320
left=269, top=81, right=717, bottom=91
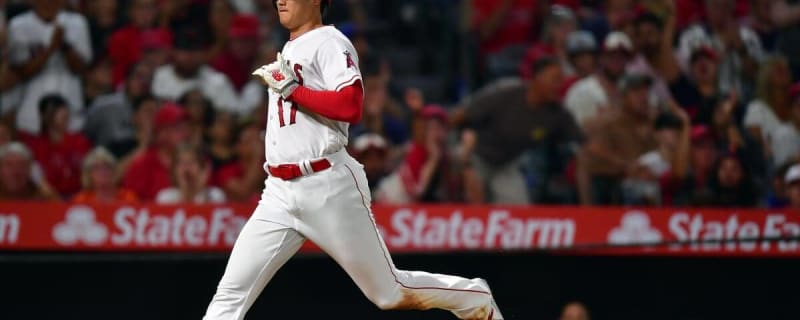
left=477, top=278, right=504, bottom=320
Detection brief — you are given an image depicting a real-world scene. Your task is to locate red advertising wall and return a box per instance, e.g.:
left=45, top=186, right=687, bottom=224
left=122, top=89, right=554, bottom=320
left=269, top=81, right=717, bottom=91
left=0, top=202, right=798, bottom=256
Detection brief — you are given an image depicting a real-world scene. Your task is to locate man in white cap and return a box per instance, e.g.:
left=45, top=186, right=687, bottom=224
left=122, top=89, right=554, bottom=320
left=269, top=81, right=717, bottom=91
left=564, top=31, right=633, bottom=128
left=785, top=163, right=800, bottom=209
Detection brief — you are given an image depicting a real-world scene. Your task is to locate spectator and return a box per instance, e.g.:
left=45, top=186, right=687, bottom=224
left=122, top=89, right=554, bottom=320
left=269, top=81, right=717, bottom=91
left=86, top=0, right=120, bottom=58
left=624, top=106, right=691, bottom=206
left=520, top=4, right=577, bottom=78
left=83, top=58, right=113, bottom=107
left=564, top=30, right=598, bottom=83
left=213, top=120, right=266, bottom=202
left=457, top=56, right=583, bottom=204
left=207, top=0, right=236, bottom=62
left=577, top=0, right=636, bottom=41
left=6, top=0, right=92, bottom=134
left=212, top=14, right=259, bottom=90
left=678, top=0, right=764, bottom=100
left=205, top=109, right=237, bottom=168
left=787, top=83, right=800, bottom=162
left=784, top=163, right=800, bottom=209
left=85, top=61, right=154, bottom=158
left=627, top=4, right=678, bottom=105
left=766, top=162, right=794, bottom=208
left=709, top=153, right=759, bottom=207
left=582, top=73, right=657, bottom=205
left=19, top=94, right=92, bottom=196
left=120, top=94, right=160, bottom=173
left=564, top=31, right=633, bottom=128
left=0, top=119, right=15, bottom=146
left=178, top=89, right=213, bottom=148
left=0, top=142, right=59, bottom=201
left=377, top=105, right=451, bottom=204
left=150, top=26, right=239, bottom=113
left=350, top=133, right=389, bottom=192
left=560, top=301, right=590, bottom=320
left=673, top=125, right=721, bottom=206
left=350, top=68, right=408, bottom=147
left=107, top=0, right=165, bottom=85
left=72, top=147, right=138, bottom=204
left=471, top=0, right=539, bottom=79
left=772, top=0, right=800, bottom=78
left=744, top=56, right=796, bottom=166
left=122, top=103, right=190, bottom=201
left=211, top=14, right=265, bottom=116
left=666, top=45, right=723, bottom=125
left=742, top=0, right=779, bottom=51
left=156, top=144, right=226, bottom=204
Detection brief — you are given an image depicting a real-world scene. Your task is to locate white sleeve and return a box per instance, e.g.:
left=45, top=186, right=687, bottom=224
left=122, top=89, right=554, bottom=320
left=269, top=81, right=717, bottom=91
left=315, top=38, right=362, bottom=91
left=739, top=27, right=764, bottom=62
left=155, top=188, right=179, bottom=204
left=7, top=19, right=31, bottom=65
left=65, top=14, right=92, bottom=62
left=204, top=72, right=239, bottom=111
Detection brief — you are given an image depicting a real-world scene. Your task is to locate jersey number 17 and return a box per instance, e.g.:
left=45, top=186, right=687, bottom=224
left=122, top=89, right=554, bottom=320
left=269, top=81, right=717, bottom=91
left=277, top=64, right=304, bottom=127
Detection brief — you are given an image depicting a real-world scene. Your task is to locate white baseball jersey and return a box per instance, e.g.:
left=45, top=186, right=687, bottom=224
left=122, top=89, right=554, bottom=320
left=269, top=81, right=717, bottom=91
left=204, top=25, right=503, bottom=320
left=264, top=26, right=362, bottom=165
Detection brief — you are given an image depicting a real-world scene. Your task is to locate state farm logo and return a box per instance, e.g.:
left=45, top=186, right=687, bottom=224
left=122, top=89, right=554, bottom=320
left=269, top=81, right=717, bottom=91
left=53, top=206, right=108, bottom=246
left=384, top=209, right=575, bottom=249
left=608, top=211, right=663, bottom=245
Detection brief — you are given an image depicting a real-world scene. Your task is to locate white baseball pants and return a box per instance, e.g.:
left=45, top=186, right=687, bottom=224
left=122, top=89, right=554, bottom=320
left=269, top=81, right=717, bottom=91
left=203, top=150, right=493, bottom=320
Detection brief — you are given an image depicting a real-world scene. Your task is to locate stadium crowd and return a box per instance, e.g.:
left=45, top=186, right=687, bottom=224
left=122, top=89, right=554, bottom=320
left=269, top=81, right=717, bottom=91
left=1, top=0, right=800, bottom=209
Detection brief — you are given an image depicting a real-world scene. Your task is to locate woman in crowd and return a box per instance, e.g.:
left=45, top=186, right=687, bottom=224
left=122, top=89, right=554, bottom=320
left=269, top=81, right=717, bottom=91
left=19, top=95, right=92, bottom=197
left=0, top=142, right=59, bottom=201
left=376, top=105, right=451, bottom=203
left=73, top=147, right=138, bottom=204
left=155, top=144, right=225, bottom=204
left=744, top=56, right=796, bottom=167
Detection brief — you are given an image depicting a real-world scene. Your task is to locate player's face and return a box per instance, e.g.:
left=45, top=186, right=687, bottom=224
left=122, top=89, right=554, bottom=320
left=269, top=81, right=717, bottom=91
left=275, top=0, right=318, bottom=30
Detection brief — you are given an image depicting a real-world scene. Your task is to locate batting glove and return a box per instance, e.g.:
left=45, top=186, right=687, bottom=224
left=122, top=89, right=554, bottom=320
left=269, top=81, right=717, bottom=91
left=252, top=52, right=299, bottom=99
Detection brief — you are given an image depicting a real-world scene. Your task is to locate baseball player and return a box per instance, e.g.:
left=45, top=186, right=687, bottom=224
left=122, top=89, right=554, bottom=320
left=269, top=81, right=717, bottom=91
left=203, top=1, right=504, bottom=319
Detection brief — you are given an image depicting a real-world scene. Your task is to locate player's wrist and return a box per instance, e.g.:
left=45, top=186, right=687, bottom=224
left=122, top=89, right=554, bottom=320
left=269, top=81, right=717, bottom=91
left=281, top=82, right=300, bottom=99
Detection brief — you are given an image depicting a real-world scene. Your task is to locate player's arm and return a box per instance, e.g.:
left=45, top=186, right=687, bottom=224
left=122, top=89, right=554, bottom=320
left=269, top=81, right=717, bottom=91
left=288, top=82, right=363, bottom=124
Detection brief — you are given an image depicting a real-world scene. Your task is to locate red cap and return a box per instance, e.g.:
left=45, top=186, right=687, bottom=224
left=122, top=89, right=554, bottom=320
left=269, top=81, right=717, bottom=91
left=789, top=83, right=800, bottom=101
left=141, top=29, right=173, bottom=50
left=690, top=125, right=714, bottom=144
left=154, top=103, right=188, bottom=130
left=420, top=104, right=448, bottom=124
left=229, top=14, right=259, bottom=39
left=690, top=45, right=718, bottom=63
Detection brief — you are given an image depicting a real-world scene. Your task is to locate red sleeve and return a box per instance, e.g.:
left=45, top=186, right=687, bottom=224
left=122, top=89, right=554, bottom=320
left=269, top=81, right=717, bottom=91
left=288, top=81, right=363, bottom=124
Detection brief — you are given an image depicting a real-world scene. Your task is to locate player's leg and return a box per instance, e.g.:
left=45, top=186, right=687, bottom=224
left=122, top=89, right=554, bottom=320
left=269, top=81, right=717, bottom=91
left=296, top=160, right=498, bottom=319
left=203, top=216, right=305, bottom=320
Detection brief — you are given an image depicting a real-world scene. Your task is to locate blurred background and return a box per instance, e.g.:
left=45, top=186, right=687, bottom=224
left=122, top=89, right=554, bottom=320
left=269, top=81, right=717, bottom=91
left=1, top=0, right=800, bottom=319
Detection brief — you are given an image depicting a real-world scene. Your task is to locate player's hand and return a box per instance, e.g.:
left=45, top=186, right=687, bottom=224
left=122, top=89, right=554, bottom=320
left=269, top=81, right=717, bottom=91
left=252, top=52, right=299, bottom=99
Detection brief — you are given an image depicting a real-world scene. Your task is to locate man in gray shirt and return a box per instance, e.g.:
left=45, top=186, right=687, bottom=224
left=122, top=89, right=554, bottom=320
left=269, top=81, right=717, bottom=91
left=458, top=56, right=584, bottom=204
left=84, top=62, right=152, bottom=157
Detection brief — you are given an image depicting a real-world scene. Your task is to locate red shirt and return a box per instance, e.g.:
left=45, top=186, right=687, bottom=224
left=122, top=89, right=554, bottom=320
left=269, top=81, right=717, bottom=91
left=211, top=50, right=250, bottom=91
left=20, top=132, right=92, bottom=196
left=213, top=161, right=243, bottom=188
left=472, top=0, right=539, bottom=54
left=108, top=26, right=143, bottom=86
left=122, top=148, right=173, bottom=201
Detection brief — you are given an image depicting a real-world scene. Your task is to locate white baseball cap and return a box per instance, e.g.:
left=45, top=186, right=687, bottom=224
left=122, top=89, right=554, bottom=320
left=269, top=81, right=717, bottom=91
left=603, top=31, right=634, bottom=52
left=352, top=133, right=388, bottom=154
left=566, top=30, right=597, bottom=54
left=785, top=164, right=800, bottom=184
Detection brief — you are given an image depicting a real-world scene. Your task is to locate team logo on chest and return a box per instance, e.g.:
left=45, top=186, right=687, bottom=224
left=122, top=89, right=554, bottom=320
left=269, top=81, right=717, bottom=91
left=344, top=50, right=355, bottom=68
